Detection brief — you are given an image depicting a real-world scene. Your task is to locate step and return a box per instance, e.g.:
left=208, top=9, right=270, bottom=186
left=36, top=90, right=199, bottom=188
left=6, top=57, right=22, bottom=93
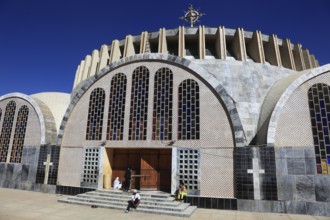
left=58, top=198, right=197, bottom=217
left=75, top=194, right=180, bottom=206
left=84, top=192, right=175, bottom=202
left=94, top=189, right=171, bottom=198
left=64, top=196, right=190, bottom=212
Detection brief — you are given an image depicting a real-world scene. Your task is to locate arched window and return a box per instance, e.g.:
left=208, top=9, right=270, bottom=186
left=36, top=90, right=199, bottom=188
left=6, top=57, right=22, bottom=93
left=107, top=73, right=127, bottom=140
left=178, top=79, right=200, bottom=140
left=308, top=83, right=330, bottom=174
left=152, top=68, right=173, bottom=140
left=0, top=108, right=2, bottom=122
left=0, top=101, right=16, bottom=162
left=86, top=88, right=105, bottom=140
left=10, top=105, right=29, bottom=163
left=129, top=66, right=150, bottom=140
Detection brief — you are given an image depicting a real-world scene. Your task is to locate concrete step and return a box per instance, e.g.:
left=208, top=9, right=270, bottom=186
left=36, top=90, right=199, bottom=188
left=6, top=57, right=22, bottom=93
left=84, top=191, right=175, bottom=202
left=75, top=194, right=180, bottom=206
left=94, top=189, right=172, bottom=198
left=58, top=197, right=197, bottom=217
left=64, top=196, right=190, bottom=212
left=57, top=189, right=197, bottom=217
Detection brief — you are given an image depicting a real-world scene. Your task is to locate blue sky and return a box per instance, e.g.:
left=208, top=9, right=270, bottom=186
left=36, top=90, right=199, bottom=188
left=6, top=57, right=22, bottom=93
left=0, top=0, right=329, bottom=95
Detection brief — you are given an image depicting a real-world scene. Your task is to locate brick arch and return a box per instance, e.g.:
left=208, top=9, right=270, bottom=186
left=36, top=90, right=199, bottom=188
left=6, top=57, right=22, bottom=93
left=267, top=64, right=330, bottom=145
left=0, top=93, right=48, bottom=145
left=58, top=54, right=243, bottom=147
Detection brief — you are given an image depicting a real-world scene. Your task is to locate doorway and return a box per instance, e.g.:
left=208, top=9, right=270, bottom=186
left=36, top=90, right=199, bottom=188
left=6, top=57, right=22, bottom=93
left=111, top=148, right=172, bottom=192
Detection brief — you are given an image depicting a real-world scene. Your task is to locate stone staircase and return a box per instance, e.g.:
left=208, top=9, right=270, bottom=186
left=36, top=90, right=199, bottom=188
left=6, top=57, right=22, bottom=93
left=57, top=189, right=197, bottom=217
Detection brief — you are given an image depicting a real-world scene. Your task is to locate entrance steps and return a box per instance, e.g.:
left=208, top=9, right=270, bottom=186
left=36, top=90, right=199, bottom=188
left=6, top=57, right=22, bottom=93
left=57, top=189, right=197, bottom=217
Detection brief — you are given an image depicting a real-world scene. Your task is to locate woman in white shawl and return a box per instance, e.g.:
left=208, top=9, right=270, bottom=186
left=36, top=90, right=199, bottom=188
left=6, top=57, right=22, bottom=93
left=113, top=177, right=122, bottom=189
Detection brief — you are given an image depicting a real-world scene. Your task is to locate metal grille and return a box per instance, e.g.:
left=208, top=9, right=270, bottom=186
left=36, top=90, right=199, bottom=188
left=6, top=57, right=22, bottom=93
left=152, top=67, right=173, bottom=140
left=129, top=66, right=149, bottom=140
left=308, top=83, right=330, bottom=174
left=86, top=88, right=105, bottom=140
left=177, top=148, right=200, bottom=193
left=107, top=73, right=127, bottom=140
left=178, top=79, right=200, bottom=140
left=10, top=105, right=29, bottom=163
left=0, top=101, right=16, bottom=162
left=82, top=147, right=99, bottom=184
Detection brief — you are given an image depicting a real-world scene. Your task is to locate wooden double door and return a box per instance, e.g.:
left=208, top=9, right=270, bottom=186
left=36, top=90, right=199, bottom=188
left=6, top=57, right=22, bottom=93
left=111, top=149, right=172, bottom=192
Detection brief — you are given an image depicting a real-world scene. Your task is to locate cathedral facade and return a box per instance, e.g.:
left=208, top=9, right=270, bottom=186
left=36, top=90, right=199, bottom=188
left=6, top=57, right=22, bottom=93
left=0, top=25, right=329, bottom=216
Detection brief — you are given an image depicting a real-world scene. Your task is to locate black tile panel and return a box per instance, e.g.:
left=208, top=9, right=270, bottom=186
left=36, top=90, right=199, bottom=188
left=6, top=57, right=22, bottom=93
left=56, top=185, right=95, bottom=195
left=184, top=196, right=237, bottom=210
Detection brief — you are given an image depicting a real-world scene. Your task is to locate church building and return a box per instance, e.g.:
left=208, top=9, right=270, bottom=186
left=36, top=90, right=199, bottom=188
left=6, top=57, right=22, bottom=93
left=0, top=6, right=329, bottom=217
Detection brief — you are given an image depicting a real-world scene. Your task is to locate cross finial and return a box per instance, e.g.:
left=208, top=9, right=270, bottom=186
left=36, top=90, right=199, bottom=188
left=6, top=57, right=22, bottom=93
left=179, top=4, right=205, bottom=27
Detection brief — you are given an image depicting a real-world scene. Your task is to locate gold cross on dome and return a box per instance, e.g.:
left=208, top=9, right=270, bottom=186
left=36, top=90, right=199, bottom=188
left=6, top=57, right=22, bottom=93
left=179, top=4, right=205, bottom=27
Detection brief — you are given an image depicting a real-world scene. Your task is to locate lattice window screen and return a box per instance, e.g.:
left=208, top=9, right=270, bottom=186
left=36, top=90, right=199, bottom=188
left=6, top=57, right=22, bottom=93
left=152, top=67, right=173, bottom=140
left=10, top=105, right=29, bottom=163
left=81, top=147, right=100, bottom=186
left=0, top=101, right=16, bottom=162
left=86, top=88, right=105, bottom=140
left=177, top=148, right=200, bottom=194
left=129, top=66, right=150, bottom=140
left=107, top=73, right=127, bottom=140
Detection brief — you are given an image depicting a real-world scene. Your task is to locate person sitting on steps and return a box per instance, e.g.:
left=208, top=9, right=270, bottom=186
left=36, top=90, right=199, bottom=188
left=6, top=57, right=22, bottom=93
left=113, top=177, right=122, bottom=189
left=176, top=181, right=187, bottom=201
left=125, top=189, right=140, bottom=213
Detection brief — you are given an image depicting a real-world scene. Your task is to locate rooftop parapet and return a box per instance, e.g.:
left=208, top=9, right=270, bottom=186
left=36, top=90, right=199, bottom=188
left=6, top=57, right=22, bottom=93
left=73, top=26, right=319, bottom=90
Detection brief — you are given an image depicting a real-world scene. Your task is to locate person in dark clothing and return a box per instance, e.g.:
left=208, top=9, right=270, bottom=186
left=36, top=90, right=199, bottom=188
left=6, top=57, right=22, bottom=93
left=125, top=189, right=140, bottom=213
left=124, top=167, right=132, bottom=191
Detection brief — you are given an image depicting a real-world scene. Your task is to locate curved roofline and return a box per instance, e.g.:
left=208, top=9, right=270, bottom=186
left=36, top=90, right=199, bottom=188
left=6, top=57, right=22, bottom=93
left=72, top=26, right=319, bottom=90
left=267, top=64, right=330, bottom=146
left=0, top=92, right=47, bottom=145
left=58, top=53, right=245, bottom=147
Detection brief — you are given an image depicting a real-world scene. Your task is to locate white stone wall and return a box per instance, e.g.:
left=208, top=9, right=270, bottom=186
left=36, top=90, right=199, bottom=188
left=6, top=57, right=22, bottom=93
left=58, top=61, right=235, bottom=197
left=31, top=92, right=70, bottom=133
left=193, top=59, right=297, bottom=144
left=273, top=71, right=330, bottom=147
left=0, top=97, right=41, bottom=147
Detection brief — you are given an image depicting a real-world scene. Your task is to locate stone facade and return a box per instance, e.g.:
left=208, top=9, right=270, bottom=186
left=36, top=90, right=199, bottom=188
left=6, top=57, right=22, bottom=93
left=0, top=26, right=329, bottom=217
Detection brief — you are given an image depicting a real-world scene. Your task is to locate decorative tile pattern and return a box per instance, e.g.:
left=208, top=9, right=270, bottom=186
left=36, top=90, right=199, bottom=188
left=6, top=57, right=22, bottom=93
left=81, top=147, right=99, bottom=185
left=36, top=146, right=47, bottom=184
left=10, top=105, right=29, bottom=163
left=178, top=79, right=200, bottom=140
left=308, top=83, right=330, bottom=174
left=48, top=145, right=60, bottom=185
left=107, top=73, right=127, bottom=140
left=58, top=54, right=243, bottom=150
left=177, top=148, right=200, bottom=193
left=86, top=88, right=105, bottom=140
left=235, top=148, right=253, bottom=199
left=0, top=101, right=16, bottom=162
left=235, top=147, right=277, bottom=200
left=129, top=66, right=149, bottom=140
left=152, top=67, right=173, bottom=140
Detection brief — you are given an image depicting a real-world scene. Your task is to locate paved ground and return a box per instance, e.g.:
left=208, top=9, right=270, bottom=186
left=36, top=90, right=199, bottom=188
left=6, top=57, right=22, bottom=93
left=0, top=188, right=329, bottom=220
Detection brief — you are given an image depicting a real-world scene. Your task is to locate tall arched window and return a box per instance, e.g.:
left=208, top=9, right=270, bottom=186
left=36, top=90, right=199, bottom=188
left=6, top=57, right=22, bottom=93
left=129, top=66, right=149, bottom=140
left=0, top=108, right=2, bottom=122
left=107, top=73, right=127, bottom=140
left=0, top=101, right=16, bottom=162
left=308, top=83, right=330, bottom=174
left=86, top=88, right=105, bottom=140
left=178, top=79, right=200, bottom=140
left=10, top=105, right=29, bottom=163
left=152, top=68, right=173, bottom=140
